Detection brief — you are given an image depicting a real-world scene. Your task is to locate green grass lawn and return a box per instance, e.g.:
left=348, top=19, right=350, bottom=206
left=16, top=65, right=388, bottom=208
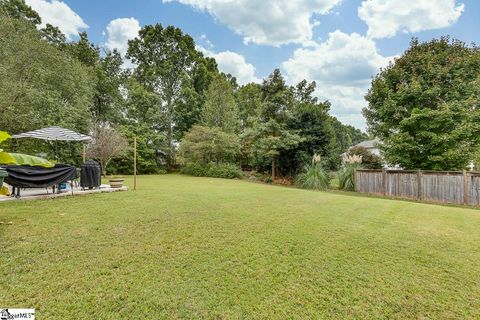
left=2, top=174, right=480, bottom=319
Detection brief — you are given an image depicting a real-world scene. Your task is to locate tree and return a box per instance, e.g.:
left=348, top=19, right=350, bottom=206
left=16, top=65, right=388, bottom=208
left=178, top=125, right=240, bottom=165
left=66, top=32, right=100, bottom=67
left=116, top=78, right=167, bottom=173
left=363, top=37, right=480, bottom=170
left=0, top=17, right=95, bottom=137
left=236, top=83, right=262, bottom=129
left=88, top=124, right=129, bottom=176
left=174, top=56, right=219, bottom=140
left=93, top=49, right=126, bottom=123
left=201, top=74, right=239, bottom=133
left=127, top=24, right=201, bottom=168
left=260, top=68, right=293, bottom=122
left=0, top=0, right=41, bottom=25
left=248, top=120, right=303, bottom=181
left=328, top=117, right=369, bottom=169
left=40, top=24, right=66, bottom=47
left=281, top=80, right=337, bottom=174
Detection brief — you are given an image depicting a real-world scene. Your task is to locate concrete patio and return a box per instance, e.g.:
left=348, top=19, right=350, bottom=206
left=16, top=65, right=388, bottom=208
left=0, top=184, right=128, bottom=202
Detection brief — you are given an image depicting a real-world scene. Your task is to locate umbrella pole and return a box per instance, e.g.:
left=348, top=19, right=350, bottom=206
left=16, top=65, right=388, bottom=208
left=82, top=144, right=86, bottom=163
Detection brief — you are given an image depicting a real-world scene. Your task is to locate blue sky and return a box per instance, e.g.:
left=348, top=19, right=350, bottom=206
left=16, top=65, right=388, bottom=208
left=25, top=0, right=480, bottom=129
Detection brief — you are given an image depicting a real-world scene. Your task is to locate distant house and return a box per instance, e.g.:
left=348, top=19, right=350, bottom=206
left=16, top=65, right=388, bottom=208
left=351, top=139, right=381, bottom=156
left=347, top=138, right=398, bottom=169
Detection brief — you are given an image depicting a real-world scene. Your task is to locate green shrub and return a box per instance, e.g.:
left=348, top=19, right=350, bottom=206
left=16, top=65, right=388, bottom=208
left=337, top=164, right=358, bottom=191
left=295, top=162, right=330, bottom=190
left=181, top=163, right=243, bottom=179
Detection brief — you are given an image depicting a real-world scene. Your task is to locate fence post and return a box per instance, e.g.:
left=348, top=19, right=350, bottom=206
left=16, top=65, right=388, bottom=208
left=354, top=170, right=357, bottom=192
left=382, top=169, right=386, bottom=196
left=417, top=170, right=422, bottom=200
left=463, top=170, right=468, bottom=205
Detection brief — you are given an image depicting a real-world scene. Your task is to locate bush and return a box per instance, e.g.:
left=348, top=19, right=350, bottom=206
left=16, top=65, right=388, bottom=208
left=179, top=126, right=240, bottom=165
left=337, top=164, right=358, bottom=191
left=295, top=162, right=330, bottom=190
left=346, top=146, right=382, bottom=169
left=181, top=163, right=243, bottom=179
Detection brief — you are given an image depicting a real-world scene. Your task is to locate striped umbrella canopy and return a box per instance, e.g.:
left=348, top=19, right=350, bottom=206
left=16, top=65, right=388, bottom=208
left=11, top=126, right=92, bottom=142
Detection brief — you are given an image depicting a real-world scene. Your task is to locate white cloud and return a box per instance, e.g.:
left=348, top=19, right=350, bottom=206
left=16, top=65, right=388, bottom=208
left=25, top=0, right=88, bottom=40
left=358, top=0, right=464, bottom=39
left=282, top=30, right=396, bottom=128
left=163, top=0, right=342, bottom=46
left=198, top=45, right=260, bottom=85
left=105, top=18, right=141, bottom=56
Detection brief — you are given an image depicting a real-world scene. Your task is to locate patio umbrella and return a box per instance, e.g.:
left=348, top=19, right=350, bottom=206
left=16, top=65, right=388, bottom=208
left=11, top=126, right=92, bottom=142
left=11, top=126, right=92, bottom=161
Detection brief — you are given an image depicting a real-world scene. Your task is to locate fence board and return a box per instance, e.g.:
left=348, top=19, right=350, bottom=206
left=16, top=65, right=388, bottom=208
left=355, top=169, right=480, bottom=206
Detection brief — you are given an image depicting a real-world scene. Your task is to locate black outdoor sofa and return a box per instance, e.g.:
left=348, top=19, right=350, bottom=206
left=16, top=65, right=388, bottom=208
left=3, top=164, right=77, bottom=198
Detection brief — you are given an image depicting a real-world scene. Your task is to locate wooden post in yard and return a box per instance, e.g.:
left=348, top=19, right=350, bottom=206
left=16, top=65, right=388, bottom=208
left=134, top=137, right=137, bottom=191
left=82, top=144, right=86, bottom=163
left=463, top=170, right=468, bottom=205
left=417, top=170, right=422, bottom=200
left=354, top=169, right=357, bottom=192
left=382, top=169, right=386, bottom=196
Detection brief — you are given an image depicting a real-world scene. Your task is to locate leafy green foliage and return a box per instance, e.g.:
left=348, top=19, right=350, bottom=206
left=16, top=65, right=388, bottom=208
left=248, top=119, right=304, bottom=179
left=364, top=37, right=480, bottom=170
left=295, top=162, right=330, bottom=190
left=282, top=82, right=336, bottom=174
left=201, top=74, right=239, bottom=133
left=181, top=162, right=243, bottom=179
left=0, top=4, right=367, bottom=176
left=0, top=17, right=95, bottom=139
left=127, top=23, right=212, bottom=167
left=328, top=117, right=369, bottom=169
left=0, top=0, right=41, bottom=25
left=179, top=125, right=240, bottom=165
left=338, top=164, right=359, bottom=191
left=0, top=131, right=11, bottom=147
left=346, top=146, right=383, bottom=169
left=4, top=153, right=54, bottom=167
left=236, top=83, right=262, bottom=129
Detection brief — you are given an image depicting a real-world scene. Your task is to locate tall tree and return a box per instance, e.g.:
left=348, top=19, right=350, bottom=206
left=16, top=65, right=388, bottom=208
left=363, top=37, right=480, bottom=170
left=0, top=17, right=95, bottom=135
left=175, top=56, right=219, bottom=138
left=236, top=83, right=262, bottom=129
left=65, top=32, right=126, bottom=123
left=0, top=0, right=41, bottom=25
left=118, top=78, right=167, bottom=173
left=260, top=68, right=293, bottom=122
left=127, top=24, right=200, bottom=168
left=281, top=80, right=337, bottom=173
left=249, top=69, right=303, bottom=180
left=40, top=23, right=66, bottom=47
left=88, top=124, right=128, bottom=176
left=201, top=74, right=239, bottom=133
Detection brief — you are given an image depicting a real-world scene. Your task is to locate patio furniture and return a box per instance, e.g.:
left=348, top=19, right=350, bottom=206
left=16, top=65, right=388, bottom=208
left=80, top=160, right=101, bottom=190
left=4, top=164, right=77, bottom=198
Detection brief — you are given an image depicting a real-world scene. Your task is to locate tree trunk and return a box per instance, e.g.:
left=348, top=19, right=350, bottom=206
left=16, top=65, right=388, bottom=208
left=166, top=99, right=174, bottom=170
left=271, top=158, right=275, bottom=181
left=101, top=162, right=107, bottom=177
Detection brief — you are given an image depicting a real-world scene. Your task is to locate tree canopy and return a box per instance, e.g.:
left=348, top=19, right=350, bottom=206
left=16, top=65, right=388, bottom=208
left=364, top=37, right=480, bottom=170
left=0, top=0, right=368, bottom=176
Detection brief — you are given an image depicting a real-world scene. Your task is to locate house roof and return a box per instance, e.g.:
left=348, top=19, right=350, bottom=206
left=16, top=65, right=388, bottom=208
left=354, top=139, right=380, bottom=149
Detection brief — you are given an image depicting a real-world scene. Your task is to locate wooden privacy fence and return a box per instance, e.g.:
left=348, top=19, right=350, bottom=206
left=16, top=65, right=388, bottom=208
left=355, top=169, right=480, bottom=206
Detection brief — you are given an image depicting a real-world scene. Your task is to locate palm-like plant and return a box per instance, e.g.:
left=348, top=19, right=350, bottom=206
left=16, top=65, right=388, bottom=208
left=338, top=154, right=362, bottom=191
left=295, top=154, right=330, bottom=190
